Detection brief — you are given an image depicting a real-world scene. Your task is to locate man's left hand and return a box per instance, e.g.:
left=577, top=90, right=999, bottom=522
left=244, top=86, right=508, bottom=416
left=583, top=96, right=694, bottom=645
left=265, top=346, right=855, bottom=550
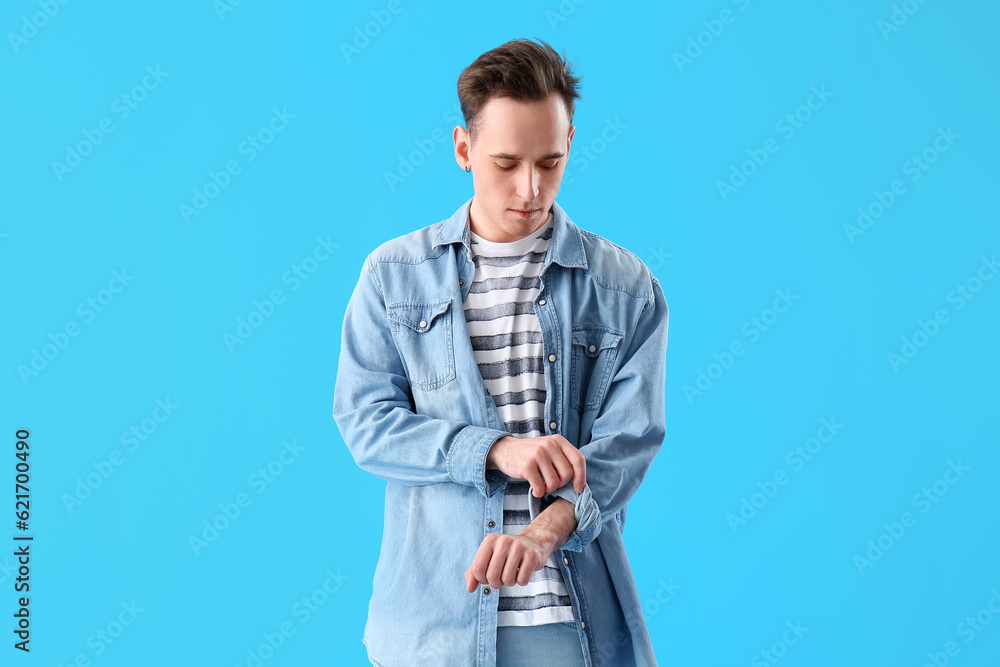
left=464, top=530, right=553, bottom=593
left=464, top=497, right=577, bottom=592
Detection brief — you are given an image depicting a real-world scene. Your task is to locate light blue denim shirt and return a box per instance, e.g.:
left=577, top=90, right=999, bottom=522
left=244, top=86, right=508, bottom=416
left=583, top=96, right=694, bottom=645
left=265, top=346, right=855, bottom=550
left=333, top=197, right=668, bottom=666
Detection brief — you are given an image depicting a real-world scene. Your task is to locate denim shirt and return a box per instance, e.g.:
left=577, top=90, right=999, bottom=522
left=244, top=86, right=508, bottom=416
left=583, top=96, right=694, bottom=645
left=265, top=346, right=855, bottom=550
left=333, top=197, right=668, bottom=666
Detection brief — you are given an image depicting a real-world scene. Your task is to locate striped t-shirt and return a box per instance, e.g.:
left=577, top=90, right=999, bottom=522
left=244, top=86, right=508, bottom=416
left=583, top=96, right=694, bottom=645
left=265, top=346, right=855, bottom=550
left=463, top=210, right=576, bottom=627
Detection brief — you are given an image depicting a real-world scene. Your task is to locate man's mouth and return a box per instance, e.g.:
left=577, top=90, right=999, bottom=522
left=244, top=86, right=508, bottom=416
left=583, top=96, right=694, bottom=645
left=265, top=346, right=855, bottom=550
left=509, top=208, right=540, bottom=218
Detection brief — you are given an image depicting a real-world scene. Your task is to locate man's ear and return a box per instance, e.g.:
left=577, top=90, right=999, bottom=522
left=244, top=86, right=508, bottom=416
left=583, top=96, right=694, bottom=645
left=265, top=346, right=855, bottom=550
left=454, top=125, right=471, bottom=168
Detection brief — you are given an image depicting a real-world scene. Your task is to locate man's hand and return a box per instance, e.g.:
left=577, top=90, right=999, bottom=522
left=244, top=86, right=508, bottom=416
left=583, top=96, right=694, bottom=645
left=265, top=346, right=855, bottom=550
left=486, top=434, right=586, bottom=497
left=464, top=497, right=578, bottom=592
left=464, top=532, right=548, bottom=592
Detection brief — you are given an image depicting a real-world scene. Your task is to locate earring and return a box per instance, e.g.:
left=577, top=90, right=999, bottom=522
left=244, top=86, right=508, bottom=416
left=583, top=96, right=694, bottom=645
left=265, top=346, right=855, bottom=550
left=465, top=165, right=471, bottom=172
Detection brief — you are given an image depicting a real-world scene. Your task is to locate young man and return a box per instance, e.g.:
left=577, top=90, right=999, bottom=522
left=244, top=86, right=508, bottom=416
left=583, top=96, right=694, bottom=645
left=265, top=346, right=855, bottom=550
left=333, top=38, right=668, bottom=667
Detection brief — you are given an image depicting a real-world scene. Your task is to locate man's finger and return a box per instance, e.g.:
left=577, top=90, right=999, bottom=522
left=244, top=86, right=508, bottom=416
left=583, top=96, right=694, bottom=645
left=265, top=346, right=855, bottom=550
left=563, top=442, right=586, bottom=492
left=485, top=541, right=511, bottom=589
left=525, top=465, right=545, bottom=499
left=516, top=560, right=533, bottom=586
left=536, top=456, right=560, bottom=495
left=549, top=452, right=574, bottom=490
left=467, top=537, right=495, bottom=590
left=501, top=548, right=522, bottom=588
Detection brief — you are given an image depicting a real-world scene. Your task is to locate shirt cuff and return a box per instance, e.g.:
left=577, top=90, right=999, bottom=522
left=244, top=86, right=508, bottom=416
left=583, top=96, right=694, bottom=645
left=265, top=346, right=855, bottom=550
left=545, top=482, right=602, bottom=552
left=446, top=425, right=509, bottom=497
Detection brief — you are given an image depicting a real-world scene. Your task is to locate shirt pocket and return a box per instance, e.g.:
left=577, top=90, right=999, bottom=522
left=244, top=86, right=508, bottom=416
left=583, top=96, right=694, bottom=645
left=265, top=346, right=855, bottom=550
left=570, top=325, right=624, bottom=412
left=386, top=298, right=456, bottom=391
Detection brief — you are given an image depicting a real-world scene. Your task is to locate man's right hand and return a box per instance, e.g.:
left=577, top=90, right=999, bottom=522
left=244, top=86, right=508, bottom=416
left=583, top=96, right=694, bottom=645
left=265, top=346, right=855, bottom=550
left=486, top=434, right=586, bottom=497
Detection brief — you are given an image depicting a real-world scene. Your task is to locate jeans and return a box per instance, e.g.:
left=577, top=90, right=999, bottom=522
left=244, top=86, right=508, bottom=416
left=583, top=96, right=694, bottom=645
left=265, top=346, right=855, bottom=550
left=496, top=621, right=588, bottom=667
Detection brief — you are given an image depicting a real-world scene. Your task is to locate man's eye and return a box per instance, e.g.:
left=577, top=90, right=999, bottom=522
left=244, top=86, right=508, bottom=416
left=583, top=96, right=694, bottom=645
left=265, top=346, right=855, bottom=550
left=496, top=163, right=558, bottom=171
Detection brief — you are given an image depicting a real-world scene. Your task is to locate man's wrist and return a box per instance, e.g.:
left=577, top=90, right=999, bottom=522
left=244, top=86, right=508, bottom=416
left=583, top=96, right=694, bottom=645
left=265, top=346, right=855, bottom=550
left=520, top=496, right=577, bottom=554
left=485, top=434, right=511, bottom=471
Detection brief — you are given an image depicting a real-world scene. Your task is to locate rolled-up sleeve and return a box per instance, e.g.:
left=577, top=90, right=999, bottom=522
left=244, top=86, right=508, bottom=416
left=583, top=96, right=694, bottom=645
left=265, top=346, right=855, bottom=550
left=545, top=275, right=669, bottom=551
left=332, top=253, right=509, bottom=497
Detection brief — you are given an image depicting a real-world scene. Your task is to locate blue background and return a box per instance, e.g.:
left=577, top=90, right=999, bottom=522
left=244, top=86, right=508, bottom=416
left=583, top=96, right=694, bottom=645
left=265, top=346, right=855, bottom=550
left=2, top=1, right=998, bottom=665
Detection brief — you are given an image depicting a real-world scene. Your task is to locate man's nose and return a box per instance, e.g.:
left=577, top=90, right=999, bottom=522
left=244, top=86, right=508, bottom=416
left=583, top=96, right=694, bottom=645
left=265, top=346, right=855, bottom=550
left=516, top=165, right=540, bottom=200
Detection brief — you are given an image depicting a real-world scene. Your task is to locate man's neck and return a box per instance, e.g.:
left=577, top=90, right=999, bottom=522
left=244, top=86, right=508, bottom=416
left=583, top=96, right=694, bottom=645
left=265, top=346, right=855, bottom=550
left=469, top=199, right=549, bottom=243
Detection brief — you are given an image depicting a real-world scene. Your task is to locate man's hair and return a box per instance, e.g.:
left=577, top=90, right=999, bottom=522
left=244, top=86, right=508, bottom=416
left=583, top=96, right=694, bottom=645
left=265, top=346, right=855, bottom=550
left=457, top=38, right=582, bottom=144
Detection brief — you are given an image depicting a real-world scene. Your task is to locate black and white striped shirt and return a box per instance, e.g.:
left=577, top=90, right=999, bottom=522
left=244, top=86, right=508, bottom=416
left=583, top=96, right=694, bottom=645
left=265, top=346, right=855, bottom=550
left=464, top=212, right=575, bottom=627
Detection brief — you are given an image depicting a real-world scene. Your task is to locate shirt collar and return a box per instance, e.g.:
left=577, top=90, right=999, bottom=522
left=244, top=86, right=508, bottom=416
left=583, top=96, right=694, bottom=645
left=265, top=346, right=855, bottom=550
left=432, top=196, right=588, bottom=270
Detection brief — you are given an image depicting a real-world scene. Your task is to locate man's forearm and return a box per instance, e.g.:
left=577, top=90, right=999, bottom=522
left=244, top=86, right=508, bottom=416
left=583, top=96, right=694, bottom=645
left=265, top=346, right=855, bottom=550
left=519, top=496, right=577, bottom=554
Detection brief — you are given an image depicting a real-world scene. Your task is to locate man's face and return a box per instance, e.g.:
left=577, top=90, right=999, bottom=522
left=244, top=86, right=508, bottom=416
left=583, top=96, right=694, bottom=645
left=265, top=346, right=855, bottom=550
left=454, top=93, right=575, bottom=243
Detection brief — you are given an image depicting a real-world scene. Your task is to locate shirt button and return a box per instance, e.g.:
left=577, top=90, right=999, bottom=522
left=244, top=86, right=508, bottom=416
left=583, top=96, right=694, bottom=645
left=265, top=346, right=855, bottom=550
left=487, top=520, right=495, bottom=528
left=563, top=557, right=569, bottom=565
left=485, top=388, right=490, bottom=395
left=460, top=280, right=464, bottom=286
left=548, top=354, right=556, bottom=362
left=483, top=587, right=491, bottom=595
left=538, top=299, right=546, bottom=305
left=418, top=320, right=427, bottom=328
left=588, top=344, right=596, bottom=353
left=580, top=621, right=586, bottom=629
left=549, top=421, right=557, bottom=430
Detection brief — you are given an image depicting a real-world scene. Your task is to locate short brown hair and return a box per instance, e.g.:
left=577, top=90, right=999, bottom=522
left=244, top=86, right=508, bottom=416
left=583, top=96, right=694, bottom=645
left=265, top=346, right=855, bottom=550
left=457, top=38, right=582, bottom=143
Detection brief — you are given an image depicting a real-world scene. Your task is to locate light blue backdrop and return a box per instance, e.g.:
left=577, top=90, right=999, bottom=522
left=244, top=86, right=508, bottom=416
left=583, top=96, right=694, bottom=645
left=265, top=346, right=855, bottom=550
left=2, top=1, right=998, bottom=665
